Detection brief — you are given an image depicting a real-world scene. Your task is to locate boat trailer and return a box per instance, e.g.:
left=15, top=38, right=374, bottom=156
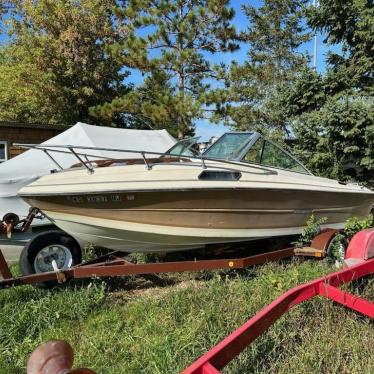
left=0, top=229, right=337, bottom=289
left=20, top=228, right=374, bottom=374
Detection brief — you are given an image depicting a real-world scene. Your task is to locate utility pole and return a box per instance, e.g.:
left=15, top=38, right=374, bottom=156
left=312, top=0, right=318, bottom=69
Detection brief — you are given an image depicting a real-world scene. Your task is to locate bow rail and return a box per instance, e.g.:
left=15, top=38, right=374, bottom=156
left=14, top=143, right=278, bottom=175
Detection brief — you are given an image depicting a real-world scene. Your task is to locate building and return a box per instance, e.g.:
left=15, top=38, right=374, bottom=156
left=0, top=121, right=70, bottom=162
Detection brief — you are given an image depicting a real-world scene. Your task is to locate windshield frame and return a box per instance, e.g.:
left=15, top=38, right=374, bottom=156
left=255, top=138, right=312, bottom=175
left=202, top=132, right=259, bottom=160
left=202, top=132, right=312, bottom=175
left=163, top=136, right=201, bottom=157
left=163, top=132, right=312, bottom=175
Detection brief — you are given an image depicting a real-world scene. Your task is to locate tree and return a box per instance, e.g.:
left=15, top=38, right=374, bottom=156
left=284, top=0, right=374, bottom=182
left=0, top=2, right=12, bottom=14
left=0, top=0, right=127, bottom=125
left=90, top=70, right=188, bottom=137
left=92, top=0, right=239, bottom=138
left=288, top=82, right=374, bottom=181
left=0, top=45, right=65, bottom=124
left=308, top=0, right=373, bottom=93
left=218, top=0, right=310, bottom=138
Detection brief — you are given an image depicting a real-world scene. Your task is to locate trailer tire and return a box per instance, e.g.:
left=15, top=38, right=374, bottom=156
left=2, top=212, right=20, bottom=226
left=19, top=230, right=82, bottom=288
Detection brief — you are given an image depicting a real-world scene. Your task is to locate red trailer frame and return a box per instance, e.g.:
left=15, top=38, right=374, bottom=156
left=182, top=229, right=374, bottom=374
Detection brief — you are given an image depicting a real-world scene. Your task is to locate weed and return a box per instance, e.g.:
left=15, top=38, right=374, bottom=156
left=294, top=214, right=327, bottom=247
left=344, top=215, right=373, bottom=239
left=82, top=243, right=96, bottom=262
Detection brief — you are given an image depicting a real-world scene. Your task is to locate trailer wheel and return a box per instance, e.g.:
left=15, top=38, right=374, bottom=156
left=2, top=212, right=20, bottom=226
left=19, top=230, right=82, bottom=288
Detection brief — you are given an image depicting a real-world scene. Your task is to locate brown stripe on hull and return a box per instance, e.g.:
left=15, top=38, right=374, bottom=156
left=23, top=189, right=373, bottom=230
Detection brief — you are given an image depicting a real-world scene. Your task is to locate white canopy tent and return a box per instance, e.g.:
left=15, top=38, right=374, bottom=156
left=0, top=122, right=175, bottom=226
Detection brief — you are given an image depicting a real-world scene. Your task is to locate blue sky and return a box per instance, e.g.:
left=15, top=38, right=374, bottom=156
left=0, top=1, right=332, bottom=140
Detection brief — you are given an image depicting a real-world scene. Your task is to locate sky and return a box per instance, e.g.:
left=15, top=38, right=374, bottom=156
left=0, top=1, right=333, bottom=141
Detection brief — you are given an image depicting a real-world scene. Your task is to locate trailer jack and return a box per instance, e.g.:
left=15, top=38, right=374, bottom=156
left=0, top=207, right=43, bottom=238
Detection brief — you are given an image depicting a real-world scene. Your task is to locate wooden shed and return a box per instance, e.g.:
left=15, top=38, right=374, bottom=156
left=0, top=121, right=69, bottom=162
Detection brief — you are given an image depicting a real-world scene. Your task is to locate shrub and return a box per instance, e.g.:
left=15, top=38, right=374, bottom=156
left=344, top=215, right=373, bottom=239
left=294, top=214, right=327, bottom=247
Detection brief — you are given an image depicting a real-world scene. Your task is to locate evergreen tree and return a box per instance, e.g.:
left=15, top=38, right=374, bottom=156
left=284, top=0, right=374, bottom=182
left=91, top=70, right=185, bottom=137
left=308, top=0, right=373, bottom=93
left=219, top=0, right=310, bottom=137
left=93, top=0, right=239, bottom=138
left=0, top=0, right=127, bottom=125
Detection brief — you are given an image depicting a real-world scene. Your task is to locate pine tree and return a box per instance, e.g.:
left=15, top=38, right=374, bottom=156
left=90, top=70, right=187, bottom=137
left=93, top=0, right=239, bottom=138
left=308, top=0, right=373, bottom=94
left=284, top=0, right=374, bottom=182
left=220, top=0, right=310, bottom=137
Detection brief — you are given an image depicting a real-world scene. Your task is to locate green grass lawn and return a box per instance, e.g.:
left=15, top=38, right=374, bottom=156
left=0, top=258, right=373, bottom=373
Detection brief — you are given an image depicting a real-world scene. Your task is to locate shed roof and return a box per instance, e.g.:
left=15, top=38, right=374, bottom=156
left=0, top=121, right=70, bottom=131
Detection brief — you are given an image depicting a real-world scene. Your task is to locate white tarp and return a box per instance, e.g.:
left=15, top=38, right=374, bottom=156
left=0, top=122, right=175, bottom=225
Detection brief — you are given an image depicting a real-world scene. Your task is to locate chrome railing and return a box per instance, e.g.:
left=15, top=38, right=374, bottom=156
left=14, top=143, right=279, bottom=175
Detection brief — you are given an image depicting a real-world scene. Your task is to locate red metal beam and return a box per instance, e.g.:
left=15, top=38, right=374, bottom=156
left=182, top=258, right=374, bottom=374
left=202, top=363, right=220, bottom=374
left=319, top=283, right=374, bottom=318
left=325, top=259, right=374, bottom=286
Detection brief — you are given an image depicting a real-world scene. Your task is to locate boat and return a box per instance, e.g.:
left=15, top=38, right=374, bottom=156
left=18, top=132, right=374, bottom=253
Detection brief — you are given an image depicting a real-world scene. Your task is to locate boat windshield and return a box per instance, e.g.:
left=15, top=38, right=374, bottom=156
left=203, top=132, right=310, bottom=174
left=164, top=137, right=200, bottom=157
left=242, top=137, right=310, bottom=174
left=203, top=132, right=254, bottom=159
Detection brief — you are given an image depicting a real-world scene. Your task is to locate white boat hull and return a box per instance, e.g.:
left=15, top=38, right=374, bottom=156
left=44, top=210, right=345, bottom=252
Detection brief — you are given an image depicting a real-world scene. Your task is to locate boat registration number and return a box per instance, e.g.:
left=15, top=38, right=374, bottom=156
left=67, top=194, right=135, bottom=203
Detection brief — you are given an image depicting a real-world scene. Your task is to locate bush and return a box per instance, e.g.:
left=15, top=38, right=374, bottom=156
left=344, top=215, right=373, bottom=239
left=294, top=214, right=327, bottom=247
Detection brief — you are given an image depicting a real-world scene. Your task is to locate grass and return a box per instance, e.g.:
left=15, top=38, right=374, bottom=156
left=0, top=258, right=373, bottom=373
